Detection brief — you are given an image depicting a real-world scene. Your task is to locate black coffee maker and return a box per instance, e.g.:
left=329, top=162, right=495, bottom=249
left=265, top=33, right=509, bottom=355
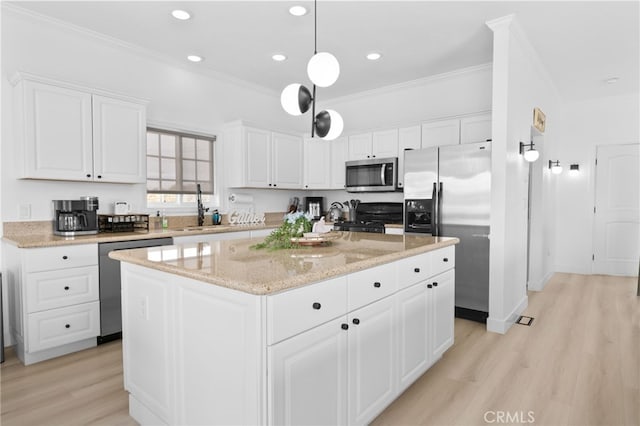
left=53, top=196, right=99, bottom=236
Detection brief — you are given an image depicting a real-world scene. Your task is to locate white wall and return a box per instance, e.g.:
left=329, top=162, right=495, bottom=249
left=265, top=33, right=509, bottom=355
left=553, top=93, right=640, bottom=273
left=486, top=15, right=560, bottom=333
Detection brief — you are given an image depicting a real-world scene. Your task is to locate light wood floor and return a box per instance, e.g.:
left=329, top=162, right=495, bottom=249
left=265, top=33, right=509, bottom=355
left=1, top=273, right=638, bottom=426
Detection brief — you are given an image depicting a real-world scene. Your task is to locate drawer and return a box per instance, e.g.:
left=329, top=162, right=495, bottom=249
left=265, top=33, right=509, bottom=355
left=397, top=252, right=432, bottom=290
left=27, top=301, right=100, bottom=352
left=267, top=276, right=347, bottom=345
left=26, top=266, right=99, bottom=313
left=347, top=263, right=397, bottom=311
left=24, top=244, right=98, bottom=272
left=432, top=245, right=455, bottom=276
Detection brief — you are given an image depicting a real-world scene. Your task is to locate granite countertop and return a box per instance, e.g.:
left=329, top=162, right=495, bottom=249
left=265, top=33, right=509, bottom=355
left=2, top=222, right=280, bottom=248
left=109, top=232, right=459, bottom=296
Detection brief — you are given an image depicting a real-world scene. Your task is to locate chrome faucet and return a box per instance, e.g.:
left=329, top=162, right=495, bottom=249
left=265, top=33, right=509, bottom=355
left=197, top=184, right=209, bottom=226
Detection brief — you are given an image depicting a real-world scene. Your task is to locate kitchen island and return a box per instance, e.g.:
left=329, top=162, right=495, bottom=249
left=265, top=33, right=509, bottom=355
left=110, top=232, right=459, bottom=426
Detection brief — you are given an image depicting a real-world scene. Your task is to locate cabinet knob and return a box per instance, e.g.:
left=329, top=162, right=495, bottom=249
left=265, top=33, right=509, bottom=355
left=97, top=175, right=102, bottom=179
left=62, top=255, right=68, bottom=260
left=341, top=323, right=349, bottom=330
left=65, top=324, right=70, bottom=329
left=427, top=284, right=433, bottom=289
left=273, top=184, right=277, bottom=187
left=268, top=184, right=272, bottom=187
left=367, top=155, right=371, bottom=158
left=414, top=267, right=420, bottom=273
left=373, top=282, right=381, bottom=288
left=443, top=257, right=449, bottom=262
left=352, top=318, right=360, bottom=325
left=305, top=185, right=308, bottom=188
left=312, top=302, right=321, bottom=310
left=372, top=155, right=376, bottom=158
left=86, top=174, right=91, bottom=178
left=64, top=286, right=70, bottom=291
left=433, top=282, right=438, bottom=287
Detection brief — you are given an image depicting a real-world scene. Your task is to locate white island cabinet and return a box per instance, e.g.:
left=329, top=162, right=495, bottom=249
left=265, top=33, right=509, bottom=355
left=114, top=234, right=457, bottom=425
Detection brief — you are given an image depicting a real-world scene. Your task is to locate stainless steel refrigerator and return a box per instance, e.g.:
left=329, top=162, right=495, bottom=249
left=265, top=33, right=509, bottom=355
left=404, top=142, right=491, bottom=322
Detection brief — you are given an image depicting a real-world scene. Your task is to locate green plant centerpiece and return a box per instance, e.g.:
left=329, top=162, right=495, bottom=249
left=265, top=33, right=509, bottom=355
left=251, top=212, right=314, bottom=250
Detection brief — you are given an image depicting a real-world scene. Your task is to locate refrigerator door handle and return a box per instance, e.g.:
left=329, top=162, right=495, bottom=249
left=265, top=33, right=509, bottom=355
left=437, top=182, right=443, bottom=235
left=380, top=164, right=386, bottom=186
left=431, top=182, right=437, bottom=234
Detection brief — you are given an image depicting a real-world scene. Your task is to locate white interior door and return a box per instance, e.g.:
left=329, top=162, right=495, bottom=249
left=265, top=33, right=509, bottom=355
left=593, top=144, right=640, bottom=276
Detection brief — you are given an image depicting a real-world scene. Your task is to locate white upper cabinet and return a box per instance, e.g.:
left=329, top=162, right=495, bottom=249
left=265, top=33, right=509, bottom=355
left=421, top=119, right=460, bottom=148
left=460, top=113, right=492, bottom=144
left=303, top=137, right=331, bottom=189
left=348, top=130, right=398, bottom=161
left=329, top=137, right=347, bottom=189
left=272, top=132, right=303, bottom=189
left=223, top=123, right=303, bottom=189
left=92, top=95, right=146, bottom=183
left=12, top=74, right=147, bottom=183
left=397, top=125, right=421, bottom=189
left=348, top=132, right=373, bottom=161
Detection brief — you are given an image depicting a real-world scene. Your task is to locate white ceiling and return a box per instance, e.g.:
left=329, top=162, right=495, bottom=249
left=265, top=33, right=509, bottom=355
left=8, top=1, right=639, bottom=102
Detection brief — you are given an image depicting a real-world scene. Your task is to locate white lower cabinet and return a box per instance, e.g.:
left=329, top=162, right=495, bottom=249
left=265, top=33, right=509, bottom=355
left=396, top=283, right=430, bottom=391
left=430, top=269, right=455, bottom=359
left=269, top=316, right=349, bottom=426
left=347, top=297, right=396, bottom=425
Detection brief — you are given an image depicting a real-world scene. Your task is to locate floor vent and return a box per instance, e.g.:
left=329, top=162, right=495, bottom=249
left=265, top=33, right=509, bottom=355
left=516, top=315, right=534, bottom=326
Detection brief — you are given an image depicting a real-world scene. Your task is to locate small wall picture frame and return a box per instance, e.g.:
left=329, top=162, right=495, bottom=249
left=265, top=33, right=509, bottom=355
left=533, top=107, right=546, bottom=133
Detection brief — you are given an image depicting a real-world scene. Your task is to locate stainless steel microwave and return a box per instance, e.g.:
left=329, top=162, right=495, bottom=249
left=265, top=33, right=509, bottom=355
left=345, top=157, right=398, bottom=192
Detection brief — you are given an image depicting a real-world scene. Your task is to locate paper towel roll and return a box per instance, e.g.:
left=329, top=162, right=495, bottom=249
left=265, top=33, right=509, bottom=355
left=228, top=193, right=254, bottom=204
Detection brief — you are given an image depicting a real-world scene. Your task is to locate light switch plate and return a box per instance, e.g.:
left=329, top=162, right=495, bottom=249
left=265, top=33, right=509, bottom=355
left=18, top=204, right=31, bottom=219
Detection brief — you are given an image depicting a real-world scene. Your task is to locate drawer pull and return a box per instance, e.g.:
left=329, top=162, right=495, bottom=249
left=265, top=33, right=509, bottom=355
left=352, top=318, right=360, bottom=325
left=414, top=267, right=420, bottom=273
left=62, top=255, right=68, bottom=260
left=427, top=284, right=433, bottom=289
left=65, top=324, right=70, bottom=329
left=312, top=302, right=321, bottom=310
left=341, top=323, right=349, bottom=330
left=433, top=282, right=438, bottom=287
left=64, top=286, right=70, bottom=291
left=373, top=282, right=381, bottom=288
left=443, top=257, right=449, bottom=262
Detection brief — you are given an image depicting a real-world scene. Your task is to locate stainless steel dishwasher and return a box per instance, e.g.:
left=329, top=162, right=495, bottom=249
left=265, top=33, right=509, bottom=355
left=98, top=238, right=173, bottom=343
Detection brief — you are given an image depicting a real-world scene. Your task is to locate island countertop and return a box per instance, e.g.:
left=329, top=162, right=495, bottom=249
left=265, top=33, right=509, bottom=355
left=109, top=232, right=459, bottom=295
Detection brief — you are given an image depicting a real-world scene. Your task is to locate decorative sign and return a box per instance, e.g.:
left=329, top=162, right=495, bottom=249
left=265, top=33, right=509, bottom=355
left=228, top=210, right=266, bottom=225
left=533, top=107, right=546, bottom=133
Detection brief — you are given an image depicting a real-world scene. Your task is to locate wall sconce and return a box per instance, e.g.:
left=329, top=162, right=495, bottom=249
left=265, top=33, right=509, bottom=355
left=548, top=160, right=563, bottom=174
left=569, top=164, right=580, bottom=177
left=519, top=141, right=539, bottom=162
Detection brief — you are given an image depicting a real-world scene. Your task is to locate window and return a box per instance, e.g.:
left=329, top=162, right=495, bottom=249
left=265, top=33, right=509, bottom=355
left=146, top=128, right=216, bottom=207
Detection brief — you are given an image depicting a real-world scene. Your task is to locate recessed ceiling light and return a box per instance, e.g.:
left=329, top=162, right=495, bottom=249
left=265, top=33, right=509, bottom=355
left=171, top=10, right=191, bottom=20
left=366, top=52, right=382, bottom=61
left=289, top=5, right=307, bottom=16
left=272, top=54, right=287, bottom=62
left=605, top=77, right=619, bottom=84
left=187, top=55, right=203, bottom=63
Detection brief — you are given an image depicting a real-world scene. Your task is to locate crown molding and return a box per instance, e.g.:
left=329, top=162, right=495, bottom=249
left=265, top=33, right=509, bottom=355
left=324, top=63, right=493, bottom=104
left=2, top=3, right=280, bottom=98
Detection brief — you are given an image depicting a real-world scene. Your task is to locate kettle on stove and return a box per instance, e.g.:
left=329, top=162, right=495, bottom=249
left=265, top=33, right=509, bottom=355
left=329, top=202, right=343, bottom=222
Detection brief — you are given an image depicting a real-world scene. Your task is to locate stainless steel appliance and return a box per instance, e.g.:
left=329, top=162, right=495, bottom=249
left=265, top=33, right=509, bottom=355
left=333, top=202, right=403, bottom=233
left=305, top=197, right=324, bottom=220
left=98, top=237, right=173, bottom=343
left=404, top=142, right=491, bottom=322
left=345, top=157, right=398, bottom=192
left=52, top=197, right=99, bottom=236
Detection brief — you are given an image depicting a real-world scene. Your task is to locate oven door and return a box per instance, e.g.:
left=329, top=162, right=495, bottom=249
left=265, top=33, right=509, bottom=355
left=345, top=158, right=397, bottom=192
left=404, top=199, right=433, bottom=234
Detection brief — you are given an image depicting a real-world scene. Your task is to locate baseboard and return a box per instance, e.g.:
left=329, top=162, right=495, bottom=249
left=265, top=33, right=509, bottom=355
left=528, top=271, right=554, bottom=292
left=486, top=295, right=528, bottom=334
left=20, top=337, right=97, bottom=365
left=129, top=394, right=168, bottom=426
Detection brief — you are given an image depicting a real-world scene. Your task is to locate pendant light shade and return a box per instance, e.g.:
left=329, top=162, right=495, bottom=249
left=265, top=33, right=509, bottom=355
left=307, top=52, right=340, bottom=88
left=315, top=109, right=343, bottom=140
left=280, top=84, right=312, bottom=116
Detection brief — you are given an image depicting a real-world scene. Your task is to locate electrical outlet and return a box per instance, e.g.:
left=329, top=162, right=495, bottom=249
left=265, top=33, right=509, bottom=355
left=18, top=204, right=31, bottom=220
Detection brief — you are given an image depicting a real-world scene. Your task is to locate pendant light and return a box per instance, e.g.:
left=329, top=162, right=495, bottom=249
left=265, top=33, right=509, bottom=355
left=280, top=0, right=343, bottom=140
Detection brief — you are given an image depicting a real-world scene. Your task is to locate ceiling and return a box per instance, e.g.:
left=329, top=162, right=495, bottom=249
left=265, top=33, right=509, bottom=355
left=7, top=1, right=639, bottom=102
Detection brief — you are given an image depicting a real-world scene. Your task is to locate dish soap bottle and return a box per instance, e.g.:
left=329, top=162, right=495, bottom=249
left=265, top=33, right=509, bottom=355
left=162, top=210, right=168, bottom=229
